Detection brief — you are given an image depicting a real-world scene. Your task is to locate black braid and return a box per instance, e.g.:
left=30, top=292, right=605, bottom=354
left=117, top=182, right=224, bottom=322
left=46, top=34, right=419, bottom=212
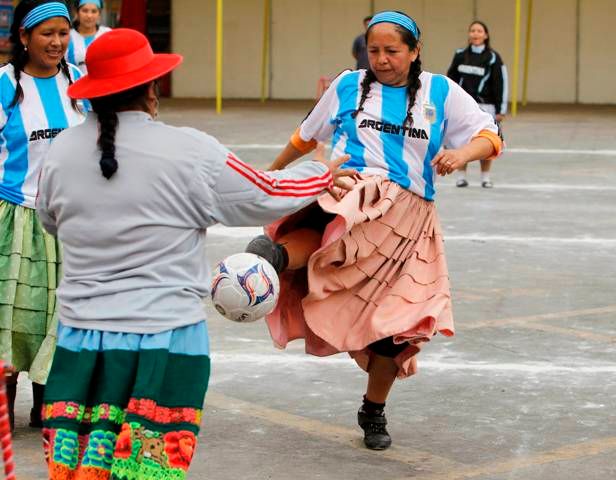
left=59, top=57, right=80, bottom=112
left=8, top=0, right=34, bottom=108
left=8, top=46, right=27, bottom=108
left=96, top=108, right=118, bottom=179
left=403, top=55, right=422, bottom=128
left=351, top=69, right=376, bottom=119
left=90, top=83, right=151, bottom=180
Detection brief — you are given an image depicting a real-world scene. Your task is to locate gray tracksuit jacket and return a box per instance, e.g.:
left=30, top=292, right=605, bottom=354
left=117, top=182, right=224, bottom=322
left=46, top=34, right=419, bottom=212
left=37, top=111, right=331, bottom=333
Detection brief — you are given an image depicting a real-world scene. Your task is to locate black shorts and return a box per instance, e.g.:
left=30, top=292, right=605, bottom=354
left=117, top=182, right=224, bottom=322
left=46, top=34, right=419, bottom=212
left=368, top=336, right=407, bottom=358
left=294, top=203, right=335, bottom=231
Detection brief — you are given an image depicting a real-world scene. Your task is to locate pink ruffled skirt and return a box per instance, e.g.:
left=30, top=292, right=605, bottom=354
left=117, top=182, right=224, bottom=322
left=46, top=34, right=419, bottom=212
left=265, top=175, right=454, bottom=378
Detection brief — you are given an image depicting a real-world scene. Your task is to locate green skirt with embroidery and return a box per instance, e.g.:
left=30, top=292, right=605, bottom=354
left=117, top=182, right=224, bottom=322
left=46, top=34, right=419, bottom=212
left=0, top=199, right=60, bottom=384
left=43, top=321, right=211, bottom=480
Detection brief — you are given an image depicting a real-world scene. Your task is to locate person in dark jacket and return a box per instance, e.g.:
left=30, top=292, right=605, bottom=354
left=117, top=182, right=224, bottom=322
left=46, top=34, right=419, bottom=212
left=447, top=20, right=507, bottom=188
left=351, top=15, right=372, bottom=70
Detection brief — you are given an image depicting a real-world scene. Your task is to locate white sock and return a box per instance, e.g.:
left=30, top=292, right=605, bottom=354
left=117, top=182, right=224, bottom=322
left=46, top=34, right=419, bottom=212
left=481, top=172, right=491, bottom=183
left=456, top=170, right=467, bottom=180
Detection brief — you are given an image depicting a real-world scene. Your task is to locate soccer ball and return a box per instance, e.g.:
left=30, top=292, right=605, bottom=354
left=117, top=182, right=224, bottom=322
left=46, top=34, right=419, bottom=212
left=210, top=253, right=280, bottom=323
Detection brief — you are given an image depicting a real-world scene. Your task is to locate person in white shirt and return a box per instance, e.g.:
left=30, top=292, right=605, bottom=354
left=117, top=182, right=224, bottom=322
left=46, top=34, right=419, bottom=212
left=66, top=0, right=111, bottom=74
left=246, top=10, right=503, bottom=451
left=0, top=0, right=84, bottom=433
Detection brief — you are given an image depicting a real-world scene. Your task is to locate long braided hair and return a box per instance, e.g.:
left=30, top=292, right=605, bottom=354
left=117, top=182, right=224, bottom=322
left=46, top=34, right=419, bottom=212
left=9, top=0, right=78, bottom=111
left=351, top=11, right=422, bottom=128
left=89, top=82, right=152, bottom=180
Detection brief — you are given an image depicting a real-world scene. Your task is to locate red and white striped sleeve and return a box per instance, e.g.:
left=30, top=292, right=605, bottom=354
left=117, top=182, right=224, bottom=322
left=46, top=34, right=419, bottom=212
left=201, top=147, right=333, bottom=227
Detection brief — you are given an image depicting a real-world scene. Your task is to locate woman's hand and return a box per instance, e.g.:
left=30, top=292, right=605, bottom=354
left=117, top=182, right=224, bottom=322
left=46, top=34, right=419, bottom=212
left=314, top=142, right=357, bottom=200
left=431, top=148, right=470, bottom=176
left=495, top=114, right=505, bottom=123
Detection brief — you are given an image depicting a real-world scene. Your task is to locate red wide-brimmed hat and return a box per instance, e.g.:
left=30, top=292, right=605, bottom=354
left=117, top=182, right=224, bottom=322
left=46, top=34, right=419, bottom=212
left=68, top=28, right=183, bottom=99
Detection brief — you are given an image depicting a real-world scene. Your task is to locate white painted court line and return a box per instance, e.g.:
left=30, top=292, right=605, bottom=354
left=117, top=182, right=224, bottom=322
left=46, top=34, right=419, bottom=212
left=210, top=353, right=616, bottom=374
left=227, top=143, right=286, bottom=149
left=206, top=391, right=465, bottom=472
left=440, top=183, right=616, bottom=191
left=393, top=437, right=616, bottom=480
left=226, top=143, right=616, bottom=156
left=207, top=225, right=616, bottom=246
left=507, top=147, right=616, bottom=156
left=441, top=235, right=616, bottom=246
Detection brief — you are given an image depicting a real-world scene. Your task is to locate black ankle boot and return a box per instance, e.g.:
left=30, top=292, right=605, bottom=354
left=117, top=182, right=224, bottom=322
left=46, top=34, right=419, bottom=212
left=245, top=235, right=288, bottom=274
left=358, top=400, right=392, bottom=450
left=29, top=382, right=44, bottom=428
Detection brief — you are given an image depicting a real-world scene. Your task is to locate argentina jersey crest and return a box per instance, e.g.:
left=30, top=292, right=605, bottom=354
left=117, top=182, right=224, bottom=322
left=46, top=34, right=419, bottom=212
left=423, top=102, right=437, bottom=124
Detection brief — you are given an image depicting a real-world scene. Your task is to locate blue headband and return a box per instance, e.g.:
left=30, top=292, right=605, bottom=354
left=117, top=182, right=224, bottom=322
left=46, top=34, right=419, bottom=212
left=79, top=0, right=102, bottom=8
left=22, top=2, right=71, bottom=29
left=368, top=11, right=420, bottom=39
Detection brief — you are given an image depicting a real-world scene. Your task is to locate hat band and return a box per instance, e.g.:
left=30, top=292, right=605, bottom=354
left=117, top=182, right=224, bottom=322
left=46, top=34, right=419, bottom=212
left=88, top=43, right=155, bottom=79
left=79, top=0, right=102, bottom=8
left=22, top=2, right=71, bottom=29
left=368, top=11, right=420, bottom=39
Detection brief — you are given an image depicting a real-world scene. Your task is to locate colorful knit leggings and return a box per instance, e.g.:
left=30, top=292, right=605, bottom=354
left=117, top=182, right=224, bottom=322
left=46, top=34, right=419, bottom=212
left=42, top=321, right=210, bottom=480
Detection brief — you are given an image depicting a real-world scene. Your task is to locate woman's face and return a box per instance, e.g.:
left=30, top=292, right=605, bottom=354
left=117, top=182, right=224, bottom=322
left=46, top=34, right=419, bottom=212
left=367, top=23, right=418, bottom=87
left=78, top=4, right=101, bottom=31
left=468, top=23, right=488, bottom=46
left=20, top=17, right=70, bottom=74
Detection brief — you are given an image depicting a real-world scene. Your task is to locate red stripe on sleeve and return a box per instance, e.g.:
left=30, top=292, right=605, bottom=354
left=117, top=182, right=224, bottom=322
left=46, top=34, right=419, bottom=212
left=226, top=153, right=332, bottom=197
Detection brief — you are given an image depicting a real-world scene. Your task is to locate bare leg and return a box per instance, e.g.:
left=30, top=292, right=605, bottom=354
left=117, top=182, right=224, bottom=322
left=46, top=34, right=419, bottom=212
left=480, top=158, right=494, bottom=187
left=456, top=164, right=469, bottom=187
left=480, top=158, right=492, bottom=173
left=277, top=228, right=322, bottom=270
left=365, top=354, right=398, bottom=403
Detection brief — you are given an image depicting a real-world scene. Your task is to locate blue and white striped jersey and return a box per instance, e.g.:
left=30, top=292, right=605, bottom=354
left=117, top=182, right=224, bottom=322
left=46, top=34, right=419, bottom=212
left=295, top=70, right=498, bottom=200
left=67, top=26, right=112, bottom=74
left=0, top=63, right=86, bottom=208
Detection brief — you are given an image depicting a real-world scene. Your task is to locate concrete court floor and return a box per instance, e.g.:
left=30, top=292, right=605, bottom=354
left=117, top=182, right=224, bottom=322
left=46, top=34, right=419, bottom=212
left=10, top=101, right=616, bottom=480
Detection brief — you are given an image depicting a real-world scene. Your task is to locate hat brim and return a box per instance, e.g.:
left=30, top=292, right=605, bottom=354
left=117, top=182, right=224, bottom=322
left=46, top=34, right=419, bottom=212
left=68, top=53, right=183, bottom=99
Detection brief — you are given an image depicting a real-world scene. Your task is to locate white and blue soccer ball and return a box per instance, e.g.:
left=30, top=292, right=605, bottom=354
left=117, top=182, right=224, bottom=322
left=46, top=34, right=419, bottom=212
left=210, top=253, right=280, bottom=323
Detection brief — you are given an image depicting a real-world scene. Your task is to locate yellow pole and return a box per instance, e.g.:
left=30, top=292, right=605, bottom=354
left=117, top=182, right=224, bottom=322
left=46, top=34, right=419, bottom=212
left=511, top=0, right=522, bottom=116
left=260, top=0, right=270, bottom=103
left=216, top=0, right=223, bottom=114
left=522, top=0, right=533, bottom=106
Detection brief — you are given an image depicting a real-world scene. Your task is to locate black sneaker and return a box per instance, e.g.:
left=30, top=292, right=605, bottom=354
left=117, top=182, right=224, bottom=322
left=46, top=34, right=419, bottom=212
left=245, top=235, right=287, bottom=274
left=481, top=180, right=494, bottom=188
left=358, top=407, right=392, bottom=450
left=456, top=178, right=469, bottom=188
